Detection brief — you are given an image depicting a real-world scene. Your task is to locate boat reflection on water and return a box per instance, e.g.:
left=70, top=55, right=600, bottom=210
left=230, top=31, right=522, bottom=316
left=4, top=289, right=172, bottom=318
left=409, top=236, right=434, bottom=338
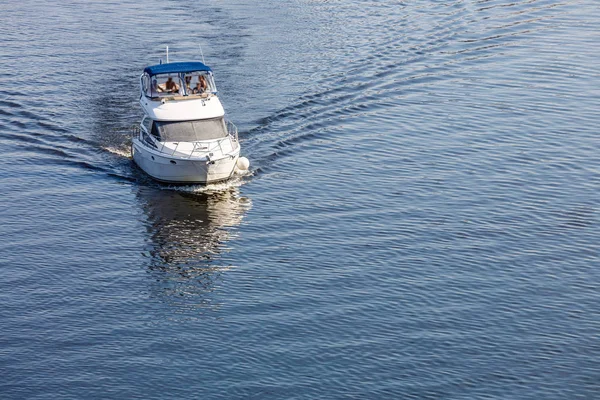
left=135, top=184, right=251, bottom=313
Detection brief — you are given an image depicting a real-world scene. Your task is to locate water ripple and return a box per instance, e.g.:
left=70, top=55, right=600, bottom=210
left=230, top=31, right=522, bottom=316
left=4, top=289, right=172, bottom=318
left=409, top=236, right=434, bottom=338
left=0, top=0, right=598, bottom=398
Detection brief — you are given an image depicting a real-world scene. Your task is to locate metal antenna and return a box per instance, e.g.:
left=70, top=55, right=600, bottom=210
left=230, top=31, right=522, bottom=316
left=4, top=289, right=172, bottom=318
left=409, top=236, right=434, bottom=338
left=166, top=46, right=169, bottom=63
left=199, top=45, right=206, bottom=64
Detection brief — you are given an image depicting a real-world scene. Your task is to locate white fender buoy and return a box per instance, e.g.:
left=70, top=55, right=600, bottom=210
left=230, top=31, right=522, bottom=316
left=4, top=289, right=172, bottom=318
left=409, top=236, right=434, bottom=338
left=237, top=157, right=250, bottom=171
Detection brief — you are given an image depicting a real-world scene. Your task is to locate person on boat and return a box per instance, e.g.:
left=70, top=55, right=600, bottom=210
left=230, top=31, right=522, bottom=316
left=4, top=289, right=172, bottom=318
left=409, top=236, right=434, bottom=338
left=200, top=76, right=208, bottom=91
left=165, top=77, right=178, bottom=93
left=150, top=78, right=160, bottom=96
left=185, top=75, right=192, bottom=90
left=192, top=76, right=208, bottom=94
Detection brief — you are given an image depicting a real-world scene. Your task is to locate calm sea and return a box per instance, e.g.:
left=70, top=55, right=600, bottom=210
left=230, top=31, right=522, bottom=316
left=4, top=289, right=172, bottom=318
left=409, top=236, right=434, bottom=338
left=1, top=0, right=599, bottom=398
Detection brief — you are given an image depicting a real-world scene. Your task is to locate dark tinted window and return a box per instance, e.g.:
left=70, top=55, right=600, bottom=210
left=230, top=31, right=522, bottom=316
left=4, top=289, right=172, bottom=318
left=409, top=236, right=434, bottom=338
left=155, top=118, right=227, bottom=141
left=151, top=122, right=161, bottom=139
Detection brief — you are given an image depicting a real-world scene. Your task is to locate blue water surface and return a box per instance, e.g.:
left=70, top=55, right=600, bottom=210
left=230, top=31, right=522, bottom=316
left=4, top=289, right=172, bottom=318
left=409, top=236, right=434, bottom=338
left=0, top=0, right=598, bottom=398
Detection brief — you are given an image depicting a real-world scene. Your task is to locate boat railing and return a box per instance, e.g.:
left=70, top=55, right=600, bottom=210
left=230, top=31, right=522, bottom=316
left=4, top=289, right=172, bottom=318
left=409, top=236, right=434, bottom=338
left=154, top=138, right=237, bottom=160
left=226, top=121, right=239, bottom=150
left=131, top=125, right=140, bottom=138
left=137, top=122, right=239, bottom=159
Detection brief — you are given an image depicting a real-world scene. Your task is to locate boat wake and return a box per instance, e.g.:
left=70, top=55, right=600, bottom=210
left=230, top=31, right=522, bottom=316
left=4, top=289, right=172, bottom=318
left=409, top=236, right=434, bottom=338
left=161, top=169, right=253, bottom=194
left=101, top=145, right=132, bottom=159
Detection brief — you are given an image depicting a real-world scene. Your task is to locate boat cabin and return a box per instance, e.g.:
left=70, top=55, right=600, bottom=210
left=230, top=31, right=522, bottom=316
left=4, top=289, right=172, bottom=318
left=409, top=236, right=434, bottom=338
left=138, top=115, right=239, bottom=158
left=140, top=61, right=218, bottom=99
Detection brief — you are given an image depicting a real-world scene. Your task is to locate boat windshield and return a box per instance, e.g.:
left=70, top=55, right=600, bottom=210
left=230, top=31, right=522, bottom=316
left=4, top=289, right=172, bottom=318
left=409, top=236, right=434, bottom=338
left=142, top=72, right=217, bottom=98
left=155, top=118, right=228, bottom=142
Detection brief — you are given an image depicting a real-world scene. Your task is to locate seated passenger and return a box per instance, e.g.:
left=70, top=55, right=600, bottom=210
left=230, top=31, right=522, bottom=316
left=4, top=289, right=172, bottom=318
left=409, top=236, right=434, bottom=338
left=150, top=78, right=160, bottom=96
left=192, top=76, right=208, bottom=94
left=185, top=76, right=192, bottom=90
left=165, top=77, right=178, bottom=93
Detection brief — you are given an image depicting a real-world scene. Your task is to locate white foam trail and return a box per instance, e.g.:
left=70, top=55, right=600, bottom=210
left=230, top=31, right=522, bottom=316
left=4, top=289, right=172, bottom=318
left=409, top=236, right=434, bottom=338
left=102, top=146, right=132, bottom=158
left=162, top=170, right=253, bottom=194
left=233, top=167, right=252, bottom=176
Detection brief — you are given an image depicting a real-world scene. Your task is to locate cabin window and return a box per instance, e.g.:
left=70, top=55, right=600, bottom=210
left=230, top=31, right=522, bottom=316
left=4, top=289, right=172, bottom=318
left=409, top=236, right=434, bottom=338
left=142, top=117, right=153, bottom=133
left=150, top=121, right=161, bottom=140
left=155, top=118, right=228, bottom=142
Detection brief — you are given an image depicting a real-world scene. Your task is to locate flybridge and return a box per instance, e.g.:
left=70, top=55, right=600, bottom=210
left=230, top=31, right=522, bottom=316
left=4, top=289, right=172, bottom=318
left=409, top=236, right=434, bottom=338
left=140, top=61, right=217, bottom=99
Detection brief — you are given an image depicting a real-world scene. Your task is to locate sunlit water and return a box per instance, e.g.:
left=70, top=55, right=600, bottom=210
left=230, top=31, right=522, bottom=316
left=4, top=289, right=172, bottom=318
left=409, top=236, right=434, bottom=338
left=1, top=0, right=599, bottom=398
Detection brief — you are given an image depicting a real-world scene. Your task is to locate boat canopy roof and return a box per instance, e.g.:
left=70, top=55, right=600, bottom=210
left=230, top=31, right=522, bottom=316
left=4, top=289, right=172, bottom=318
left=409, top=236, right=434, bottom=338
left=143, top=62, right=212, bottom=76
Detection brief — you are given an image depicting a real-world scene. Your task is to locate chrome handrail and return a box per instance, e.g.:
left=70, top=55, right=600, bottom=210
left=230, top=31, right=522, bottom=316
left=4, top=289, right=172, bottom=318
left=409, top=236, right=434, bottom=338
left=188, top=142, right=196, bottom=159
left=137, top=122, right=240, bottom=159
left=226, top=120, right=239, bottom=150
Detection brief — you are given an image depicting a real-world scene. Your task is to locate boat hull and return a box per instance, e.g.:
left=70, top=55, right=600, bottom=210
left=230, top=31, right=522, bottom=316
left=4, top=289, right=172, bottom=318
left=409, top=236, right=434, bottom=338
left=132, top=140, right=239, bottom=184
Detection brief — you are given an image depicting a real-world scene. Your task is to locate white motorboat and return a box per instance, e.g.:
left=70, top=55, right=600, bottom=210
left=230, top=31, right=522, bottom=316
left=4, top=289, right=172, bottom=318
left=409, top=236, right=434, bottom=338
left=132, top=61, right=248, bottom=184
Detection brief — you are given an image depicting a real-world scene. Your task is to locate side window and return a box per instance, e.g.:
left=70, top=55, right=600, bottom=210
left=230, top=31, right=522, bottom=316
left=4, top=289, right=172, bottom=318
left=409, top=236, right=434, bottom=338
left=142, top=117, right=153, bottom=133
left=151, top=121, right=161, bottom=140
left=206, top=73, right=217, bottom=92
left=142, top=75, right=149, bottom=95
